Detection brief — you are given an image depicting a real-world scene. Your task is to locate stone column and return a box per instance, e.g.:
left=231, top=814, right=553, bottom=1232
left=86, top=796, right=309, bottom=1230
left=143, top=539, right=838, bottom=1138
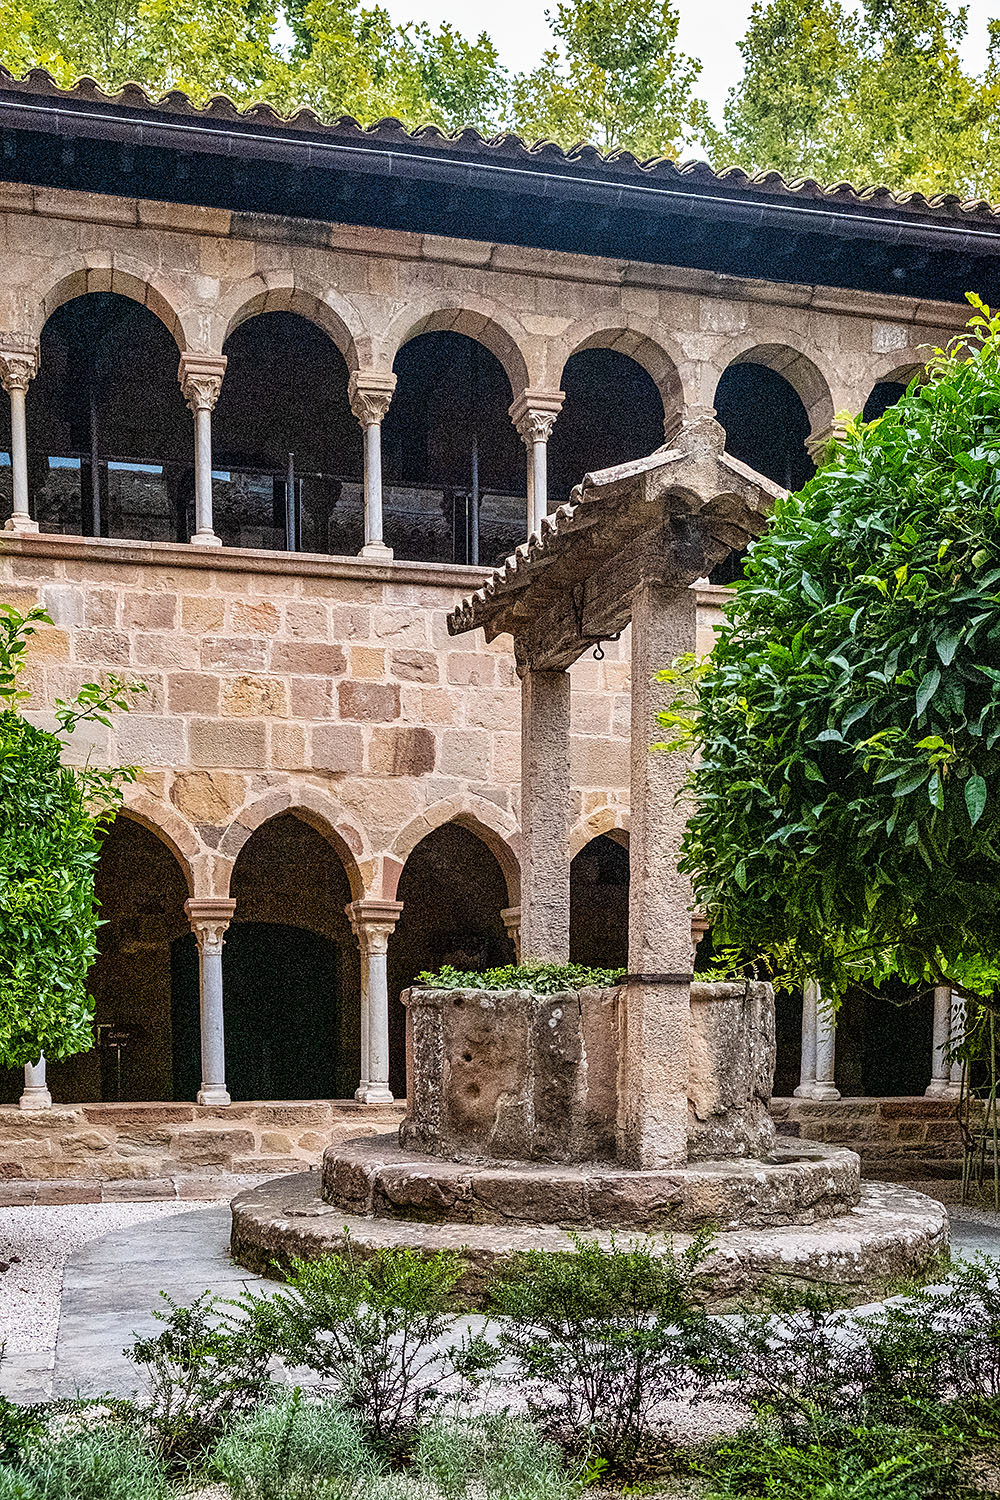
left=179, top=354, right=226, bottom=547
left=806, top=418, right=850, bottom=467
left=349, top=372, right=396, bottom=559
left=618, top=579, right=697, bottom=1169
left=347, top=899, right=403, bottom=1103
left=20, top=1055, right=51, bottom=1110
left=795, top=979, right=840, bottom=1099
left=510, top=391, right=564, bottom=538
left=185, top=897, right=235, bottom=1106
left=926, top=986, right=964, bottom=1098
left=1, top=349, right=39, bottom=532
left=501, top=905, right=521, bottom=961
left=519, top=667, right=571, bottom=962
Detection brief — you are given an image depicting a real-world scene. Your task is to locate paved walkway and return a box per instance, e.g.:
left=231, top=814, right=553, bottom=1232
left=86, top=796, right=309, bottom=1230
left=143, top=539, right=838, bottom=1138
left=3, top=1198, right=1000, bottom=1405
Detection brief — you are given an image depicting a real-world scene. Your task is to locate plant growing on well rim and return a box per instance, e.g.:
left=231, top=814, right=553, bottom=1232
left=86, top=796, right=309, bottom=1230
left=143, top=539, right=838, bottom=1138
left=660, top=297, right=1000, bottom=1003
left=0, top=603, right=141, bottom=1069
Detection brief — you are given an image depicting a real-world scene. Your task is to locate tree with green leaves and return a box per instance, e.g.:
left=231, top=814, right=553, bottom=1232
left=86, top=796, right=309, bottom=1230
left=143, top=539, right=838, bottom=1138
left=508, top=0, right=710, bottom=157
left=661, top=297, right=1000, bottom=1004
left=720, top=0, right=1000, bottom=200
left=0, top=605, right=141, bottom=1070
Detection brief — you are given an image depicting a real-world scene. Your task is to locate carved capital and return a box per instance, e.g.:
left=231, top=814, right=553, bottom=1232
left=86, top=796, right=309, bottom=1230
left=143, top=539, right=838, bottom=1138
left=509, top=389, right=564, bottom=447
left=178, top=353, right=227, bottom=413
left=349, top=370, right=396, bottom=427
left=806, top=418, right=850, bottom=464
left=185, top=897, right=236, bottom=954
left=346, top=897, right=403, bottom=954
left=0, top=349, right=38, bottom=394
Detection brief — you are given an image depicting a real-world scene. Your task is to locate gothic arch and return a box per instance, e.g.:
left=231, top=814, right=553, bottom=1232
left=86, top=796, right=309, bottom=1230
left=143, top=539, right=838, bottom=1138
left=386, top=795, right=521, bottom=904
left=218, top=273, right=367, bottom=370
left=30, top=255, right=188, bottom=351
left=117, top=792, right=197, bottom=894
left=569, top=806, right=630, bottom=859
left=379, top=300, right=531, bottom=395
left=218, top=787, right=367, bottom=900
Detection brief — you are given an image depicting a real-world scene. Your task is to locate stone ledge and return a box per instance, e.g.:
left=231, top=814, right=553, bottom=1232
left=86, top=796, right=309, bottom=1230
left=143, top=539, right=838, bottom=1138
left=0, top=1173, right=274, bottom=1206
left=230, top=1173, right=949, bottom=1307
left=321, top=1133, right=861, bottom=1231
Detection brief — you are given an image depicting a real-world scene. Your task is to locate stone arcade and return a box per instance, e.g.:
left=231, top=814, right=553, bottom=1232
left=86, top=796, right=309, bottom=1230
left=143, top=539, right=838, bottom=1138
left=231, top=419, right=948, bottom=1298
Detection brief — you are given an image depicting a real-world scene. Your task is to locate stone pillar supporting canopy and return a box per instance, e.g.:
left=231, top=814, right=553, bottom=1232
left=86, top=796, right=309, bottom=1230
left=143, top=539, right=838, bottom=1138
left=347, top=898, right=403, bottom=1104
left=519, top=668, right=571, bottom=963
left=179, top=353, right=227, bottom=547
left=795, top=979, right=841, bottom=1100
left=20, top=1055, right=51, bottom=1110
left=349, top=371, right=397, bottom=559
left=509, top=390, right=564, bottom=537
left=926, top=986, right=964, bottom=1099
left=185, top=897, right=236, bottom=1106
left=1, top=347, right=39, bottom=532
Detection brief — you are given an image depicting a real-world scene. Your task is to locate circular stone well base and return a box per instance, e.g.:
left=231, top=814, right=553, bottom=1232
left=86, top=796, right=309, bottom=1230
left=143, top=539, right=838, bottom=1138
left=322, top=1133, right=861, bottom=1231
left=230, top=1173, right=949, bottom=1307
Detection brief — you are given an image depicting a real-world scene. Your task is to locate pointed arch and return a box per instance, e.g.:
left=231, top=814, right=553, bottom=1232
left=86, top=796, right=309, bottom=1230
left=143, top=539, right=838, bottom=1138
left=117, top=791, right=198, bottom=894
left=569, top=806, right=630, bottom=859
left=386, top=794, right=521, bottom=904
left=218, top=786, right=367, bottom=900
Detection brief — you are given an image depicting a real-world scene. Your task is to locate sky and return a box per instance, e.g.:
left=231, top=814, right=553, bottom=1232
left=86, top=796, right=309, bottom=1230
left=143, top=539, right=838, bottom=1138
left=377, top=0, right=1000, bottom=123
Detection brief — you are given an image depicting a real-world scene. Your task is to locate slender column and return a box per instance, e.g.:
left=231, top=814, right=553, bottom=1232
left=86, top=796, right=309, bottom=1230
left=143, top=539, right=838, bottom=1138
left=510, top=390, right=564, bottom=538
left=179, top=354, right=226, bottom=547
left=347, top=899, right=403, bottom=1104
left=1, top=349, right=39, bottom=532
left=618, top=579, right=697, bottom=1169
left=795, top=979, right=840, bottom=1099
left=519, top=666, right=571, bottom=962
left=501, top=905, right=521, bottom=961
left=926, top=986, right=963, bottom=1098
left=349, top=371, right=396, bottom=559
left=20, top=1055, right=51, bottom=1110
left=185, top=897, right=235, bottom=1106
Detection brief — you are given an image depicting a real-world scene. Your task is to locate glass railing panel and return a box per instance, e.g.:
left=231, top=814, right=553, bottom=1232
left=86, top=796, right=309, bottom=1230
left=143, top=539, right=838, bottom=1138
left=299, top=475, right=363, bottom=556
left=34, top=456, right=85, bottom=535
left=384, top=482, right=528, bottom=566
left=0, top=452, right=11, bottom=517
left=105, top=460, right=183, bottom=544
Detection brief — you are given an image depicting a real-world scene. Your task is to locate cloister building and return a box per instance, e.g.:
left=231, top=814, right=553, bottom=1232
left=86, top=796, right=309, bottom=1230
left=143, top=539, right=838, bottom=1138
left=0, top=66, right=992, bottom=1190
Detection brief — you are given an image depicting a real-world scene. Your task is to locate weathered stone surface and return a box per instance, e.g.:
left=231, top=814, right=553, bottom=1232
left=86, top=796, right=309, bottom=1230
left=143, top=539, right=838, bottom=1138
left=170, top=770, right=246, bottom=824
left=324, top=1133, right=862, bottom=1230
left=688, top=981, right=776, bottom=1161
left=231, top=1173, right=950, bottom=1308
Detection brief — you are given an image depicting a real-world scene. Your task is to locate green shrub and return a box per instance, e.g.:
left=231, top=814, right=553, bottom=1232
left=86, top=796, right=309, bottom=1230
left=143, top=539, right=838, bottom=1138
left=20, top=1426, right=169, bottom=1500
left=0, top=1468, right=41, bottom=1500
left=238, top=1243, right=466, bottom=1446
left=210, top=1390, right=384, bottom=1500
left=415, top=963, right=626, bottom=992
left=125, top=1292, right=272, bottom=1462
left=0, top=1397, right=46, bottom=1467
left=414, top=1414, right=580, bottom=1499
left=476, top=1234, right=710, bottom=1473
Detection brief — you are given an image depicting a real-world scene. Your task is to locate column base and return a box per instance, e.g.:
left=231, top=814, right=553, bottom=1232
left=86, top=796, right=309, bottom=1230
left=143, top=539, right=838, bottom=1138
left=794, top=1082, right=842, bottom=1101
left=197, top=1084, right=231, bottom=1106
left=19, top=1087, right=52, bottom=1110
left=925, top=1078, right=962, bottom=1100
left=190, top=530, right=223, bottom=547
left=359, top=541, right=393, bottom=561
left=355, top=1081, right=394, bottom=1105
left=4, top=515, right=39, bottom=533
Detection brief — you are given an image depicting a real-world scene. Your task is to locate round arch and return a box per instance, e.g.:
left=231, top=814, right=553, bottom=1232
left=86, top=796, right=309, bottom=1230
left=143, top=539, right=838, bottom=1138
left=386, top=795, right=521, bottom=905
left=30, top=258, right=188, bottom=352
left=721, top=341, right=835, bottom=433
left=556, top=320, right=685, bottom=421
left=218, top=273, right=366, bottom=371
left=380, top=302, right=531, bottom=396
left=218, top=788, right=367, bottom=901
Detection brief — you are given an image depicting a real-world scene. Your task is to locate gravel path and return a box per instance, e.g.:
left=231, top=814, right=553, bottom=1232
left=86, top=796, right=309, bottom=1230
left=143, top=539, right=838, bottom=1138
left=0, top=1201, right=227, bottom=1357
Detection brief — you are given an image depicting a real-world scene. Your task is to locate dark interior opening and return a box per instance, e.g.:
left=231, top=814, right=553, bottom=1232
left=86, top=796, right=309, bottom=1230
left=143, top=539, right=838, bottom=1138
left=389, top=822, right=515, bottom=1097
left=862, top=380, right=908, bottom=423
left=548, top=349, right=665, bottom=506
left=569, top=833, right=629, bottom=969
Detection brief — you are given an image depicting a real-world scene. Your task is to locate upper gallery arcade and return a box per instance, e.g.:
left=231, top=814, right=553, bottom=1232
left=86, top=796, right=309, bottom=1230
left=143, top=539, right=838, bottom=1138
left=0, top=67, right=992, bottom=1132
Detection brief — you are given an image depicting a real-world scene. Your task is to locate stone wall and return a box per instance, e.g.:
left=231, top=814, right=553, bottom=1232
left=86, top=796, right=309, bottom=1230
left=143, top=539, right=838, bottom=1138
left=0, top=1100, right=405, bottom=1203
left=772, top=1096, right=965, bottom=1178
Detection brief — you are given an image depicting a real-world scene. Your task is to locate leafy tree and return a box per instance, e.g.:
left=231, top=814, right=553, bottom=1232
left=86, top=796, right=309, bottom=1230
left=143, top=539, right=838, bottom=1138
left=720, top=0, right=1000, bottom=199
left=0, top=0, right=279, bottom=104
left=508, top=0, right=711, bottom=157
left=661, top=298, right=1000, bottom=1003
left=0, top=605, right=140, bottom=1069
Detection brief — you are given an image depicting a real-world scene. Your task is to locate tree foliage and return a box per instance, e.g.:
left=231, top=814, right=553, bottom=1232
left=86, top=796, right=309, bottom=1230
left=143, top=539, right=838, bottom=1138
left=662, top=299, right=1000, bottom=1002
left=0, top=605, right=139, bottom=1069
left=720, top=0, right=1000, bottom=199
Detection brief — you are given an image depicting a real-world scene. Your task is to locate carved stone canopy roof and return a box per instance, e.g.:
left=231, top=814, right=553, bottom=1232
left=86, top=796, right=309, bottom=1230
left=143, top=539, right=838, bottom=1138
left=447, top=416, right=782, bottom=673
